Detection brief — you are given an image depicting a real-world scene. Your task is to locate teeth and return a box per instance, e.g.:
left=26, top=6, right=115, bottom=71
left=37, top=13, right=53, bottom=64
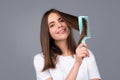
left=59, top=30, right=64, bottom=33
left=57, top=29, right=65, bottom=34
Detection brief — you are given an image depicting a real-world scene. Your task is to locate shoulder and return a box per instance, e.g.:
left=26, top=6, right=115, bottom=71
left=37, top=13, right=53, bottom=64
left=33, top=53, right=52, bottom=79
left=86, top=49, right=101, bottom=79
left=34, top=53, right=44, bottom=63
left=88, top=49, right=94, bottom=56
left=34, top=52, right=44, bottom=60
left=33, top=52, right=44, bottom=71
left=86, top=49, right=96, bottom=61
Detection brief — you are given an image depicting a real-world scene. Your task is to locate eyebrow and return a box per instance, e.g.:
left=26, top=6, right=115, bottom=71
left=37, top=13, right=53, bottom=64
left=48, top=21, right=54, bottom=26
left=48, top=17, right=62, bottom=25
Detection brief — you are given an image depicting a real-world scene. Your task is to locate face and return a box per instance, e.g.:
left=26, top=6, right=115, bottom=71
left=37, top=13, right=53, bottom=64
left=48, top=12, right=70, bottom=42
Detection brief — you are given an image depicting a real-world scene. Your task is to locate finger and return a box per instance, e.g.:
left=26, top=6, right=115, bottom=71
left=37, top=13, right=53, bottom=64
left=78, top=43, right=88, bottom=48
left=80, top=47, right=88, bottom=51
left=78, top=47, right=88, bottom=53
left=76, top=46, right=88, bottom=54
left=79, top=51, right=89, bottom=57
left=79, top=53, right=88, bottom=59
left=82, top=43, right=88, bottom=48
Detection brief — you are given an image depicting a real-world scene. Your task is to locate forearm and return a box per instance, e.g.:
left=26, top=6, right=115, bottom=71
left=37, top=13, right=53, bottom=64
left=91, top=78, right=101, bottom=80
left=65, top=61, right=81, bottom=80
left=46, top=77, right=53, bottom=80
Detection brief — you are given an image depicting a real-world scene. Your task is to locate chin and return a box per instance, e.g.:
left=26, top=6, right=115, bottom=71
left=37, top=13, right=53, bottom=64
left=55, top=35, right=69, bottom=41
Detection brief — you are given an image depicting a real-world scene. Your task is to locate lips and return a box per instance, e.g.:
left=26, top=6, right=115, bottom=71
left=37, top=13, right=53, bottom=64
left=56, top=28, right=66, bottom=34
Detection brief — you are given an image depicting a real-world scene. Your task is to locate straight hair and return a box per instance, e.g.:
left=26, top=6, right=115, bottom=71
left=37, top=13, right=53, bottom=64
left=40, top=9, right=86, bottom=71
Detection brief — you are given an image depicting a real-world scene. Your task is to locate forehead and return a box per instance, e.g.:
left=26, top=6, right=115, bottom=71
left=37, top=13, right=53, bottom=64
left=48, top=12, right=61, bottom=23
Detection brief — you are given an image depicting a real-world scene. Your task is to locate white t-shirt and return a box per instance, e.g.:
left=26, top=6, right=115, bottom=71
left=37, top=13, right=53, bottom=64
left=33, top=50, right=101, bottom=80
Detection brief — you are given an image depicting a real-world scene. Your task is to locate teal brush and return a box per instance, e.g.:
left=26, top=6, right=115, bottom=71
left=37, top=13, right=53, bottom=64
left=78, top=16, right=91, bottom=75
left=78, top=16, right=91, bottom=44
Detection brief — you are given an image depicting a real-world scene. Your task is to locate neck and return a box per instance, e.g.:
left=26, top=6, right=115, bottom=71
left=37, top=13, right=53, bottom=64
left=55, top=40, right=72, bottom=56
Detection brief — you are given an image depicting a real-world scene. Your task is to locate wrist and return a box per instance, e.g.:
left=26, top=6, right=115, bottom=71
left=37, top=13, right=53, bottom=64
left=74, top=60, right=82, bottom=66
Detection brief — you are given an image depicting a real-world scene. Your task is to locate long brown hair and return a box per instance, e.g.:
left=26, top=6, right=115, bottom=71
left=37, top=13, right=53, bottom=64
left=40, top=9, right=86, bottom=71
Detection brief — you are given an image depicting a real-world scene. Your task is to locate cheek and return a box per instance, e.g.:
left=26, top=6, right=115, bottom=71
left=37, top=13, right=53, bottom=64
left=49, top=29, right=56, bottom=38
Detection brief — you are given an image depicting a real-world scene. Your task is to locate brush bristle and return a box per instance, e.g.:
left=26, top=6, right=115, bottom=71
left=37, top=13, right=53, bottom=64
left=78, top=16, right=91, bottom=44
left=82, top=18, right=87, bottom=37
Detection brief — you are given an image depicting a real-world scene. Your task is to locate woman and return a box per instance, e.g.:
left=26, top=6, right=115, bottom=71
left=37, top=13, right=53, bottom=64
left=34, top=9, right=101, bottom=80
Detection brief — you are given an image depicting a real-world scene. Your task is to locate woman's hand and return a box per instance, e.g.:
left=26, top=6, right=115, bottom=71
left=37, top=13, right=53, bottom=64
left=75, top=43, right=89, bottom=63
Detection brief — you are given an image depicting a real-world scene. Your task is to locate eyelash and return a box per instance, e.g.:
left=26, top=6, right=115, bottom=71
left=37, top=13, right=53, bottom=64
left=49, top=18, right=65, bottom=28
left=50, top=24, right=54, bottom=28
left=59, top=19, right=64, bottom=22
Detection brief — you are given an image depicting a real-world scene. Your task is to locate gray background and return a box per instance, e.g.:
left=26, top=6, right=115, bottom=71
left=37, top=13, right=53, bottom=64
left=0, top=0, right=120, bottom=80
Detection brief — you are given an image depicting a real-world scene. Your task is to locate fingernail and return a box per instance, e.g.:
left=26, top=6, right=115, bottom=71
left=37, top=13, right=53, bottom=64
left=82, top=45, right=86, bottom=48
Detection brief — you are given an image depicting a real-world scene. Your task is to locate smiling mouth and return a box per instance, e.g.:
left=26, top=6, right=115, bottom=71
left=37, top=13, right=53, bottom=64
left=56, top=28, right=66, bottom=34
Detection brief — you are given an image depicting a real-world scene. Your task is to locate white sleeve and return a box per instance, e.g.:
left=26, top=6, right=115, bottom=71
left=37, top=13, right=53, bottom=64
left=33, top=53, right=52, bottom=80
left=86, top=50, right=101, bottom=79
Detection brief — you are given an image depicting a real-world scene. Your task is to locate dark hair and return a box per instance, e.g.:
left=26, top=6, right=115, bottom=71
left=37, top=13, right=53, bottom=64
left=40, top=9, right=86, bottom=71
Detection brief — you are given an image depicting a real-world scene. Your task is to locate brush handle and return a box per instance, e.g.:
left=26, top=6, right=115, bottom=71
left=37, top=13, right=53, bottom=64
left=82, top=37, right=91, bottom=43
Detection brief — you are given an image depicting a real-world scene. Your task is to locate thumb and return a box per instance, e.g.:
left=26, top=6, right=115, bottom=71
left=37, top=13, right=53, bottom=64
left=78, top=43, right=88, bottom=48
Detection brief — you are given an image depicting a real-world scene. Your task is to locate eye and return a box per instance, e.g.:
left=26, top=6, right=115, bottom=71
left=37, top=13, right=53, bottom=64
left=49, top=24, right=55, bottom=28
left=59, top=18, right=65, bottom=22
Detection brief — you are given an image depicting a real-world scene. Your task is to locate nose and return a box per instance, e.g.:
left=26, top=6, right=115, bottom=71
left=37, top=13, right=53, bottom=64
left=57, top=22, right=62, bottom=28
